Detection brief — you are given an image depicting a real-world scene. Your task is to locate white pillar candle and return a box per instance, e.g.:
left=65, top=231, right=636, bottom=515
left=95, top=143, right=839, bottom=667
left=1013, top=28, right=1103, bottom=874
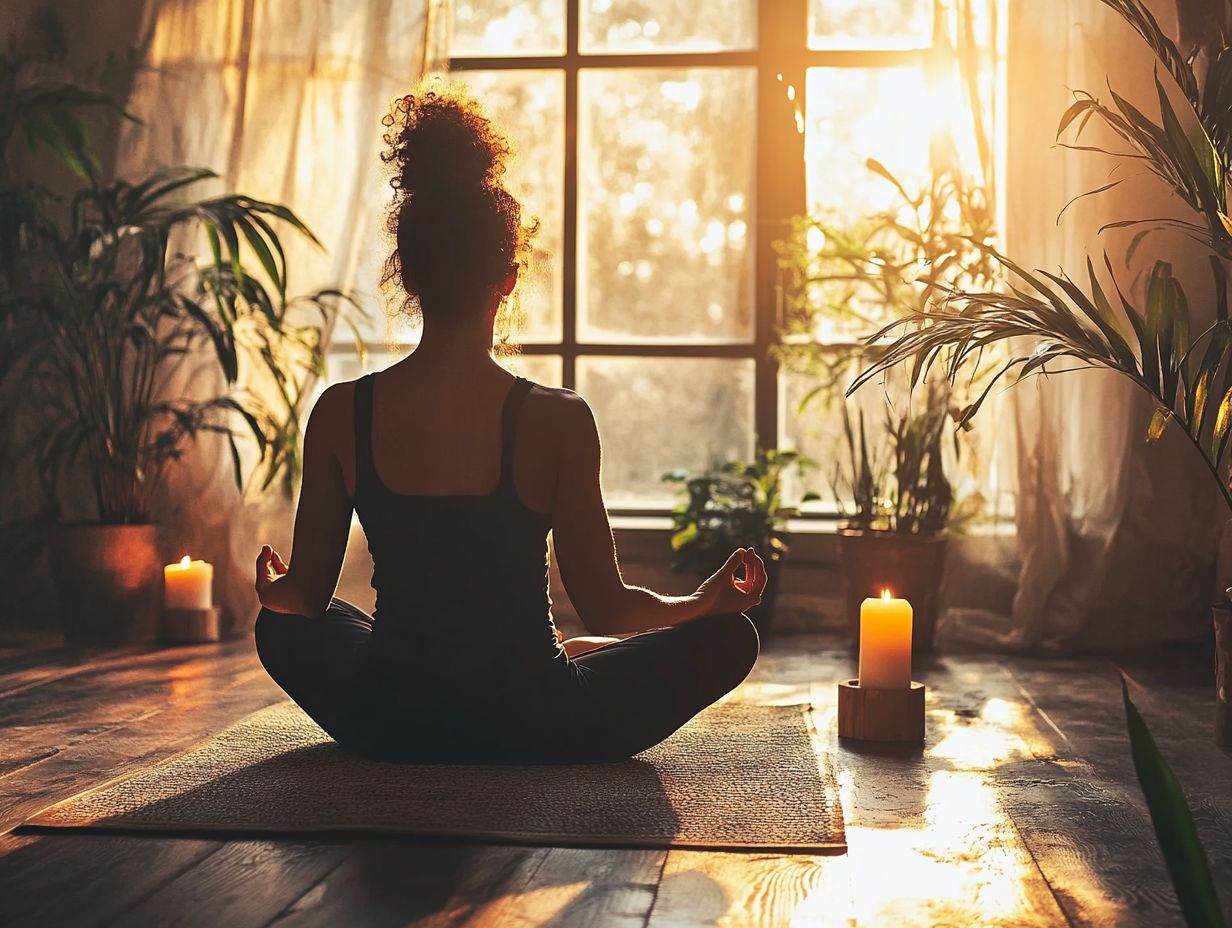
left=858, top=589, right=913, bottom=689
left=164, top=556, right=213, bottom=610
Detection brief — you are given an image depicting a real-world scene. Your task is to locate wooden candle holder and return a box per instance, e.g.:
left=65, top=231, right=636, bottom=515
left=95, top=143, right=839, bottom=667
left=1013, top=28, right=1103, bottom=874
left=837, top=679, right=925, bottom=743
left=159, top=607, right=221, bottom=644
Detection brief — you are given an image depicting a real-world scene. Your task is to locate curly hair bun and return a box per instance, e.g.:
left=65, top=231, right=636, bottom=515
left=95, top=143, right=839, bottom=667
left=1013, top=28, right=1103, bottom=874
left=380, top=84, right=534, bottom=319
left=385, top=90, right=509, bottom=194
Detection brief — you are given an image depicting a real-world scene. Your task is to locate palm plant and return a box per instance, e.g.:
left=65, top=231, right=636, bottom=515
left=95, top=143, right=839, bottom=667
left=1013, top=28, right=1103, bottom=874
left=14, top=168, right=359, bottom=523
left=776, top=160, right=997, bottom=530
left=834, top=382, right=956, bottom=535
left=852, top=0, right=1232, bottom=515
left=1, top=46, right=359, bottom=525
left=777, top=161, right=996, bottom=357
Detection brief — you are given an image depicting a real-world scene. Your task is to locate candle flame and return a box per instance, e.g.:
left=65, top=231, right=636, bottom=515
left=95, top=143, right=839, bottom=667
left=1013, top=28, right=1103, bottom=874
left=179, top=555, right=190, bottom=568
left=881, top=588, right=892, bottom=600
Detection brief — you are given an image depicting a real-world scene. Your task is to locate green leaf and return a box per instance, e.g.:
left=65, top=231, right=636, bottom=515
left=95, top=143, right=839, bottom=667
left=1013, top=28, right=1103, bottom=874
left=1190, top=368, right=1211, bottom=436
left=1213, top=385, right=1232, bottom=464
left=1147, top=406, right=1171, bottom=442
left=670, top=524, right=699, bottom=552
left=1155, top=73, right=1223, bottom=224
left=865, top=158, right=915, bottom=206
left=1121, top=677, right=1226, bottom=928
left=1144, top=261, right=1187, bottom=402
left=235, top=214, right=284, bottom=298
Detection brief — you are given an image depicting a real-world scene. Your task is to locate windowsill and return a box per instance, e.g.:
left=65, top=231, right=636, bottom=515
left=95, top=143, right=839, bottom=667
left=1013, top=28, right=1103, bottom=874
left=607, top=514, right=1017, bottom=567
left=609, top=514, right=1017, bottom=536
left=349, top=510, right=1015, bottom=539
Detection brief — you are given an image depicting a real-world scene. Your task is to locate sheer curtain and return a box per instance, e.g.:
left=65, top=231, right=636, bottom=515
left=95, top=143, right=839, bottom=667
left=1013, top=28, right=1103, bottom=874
left=117, top=0, right=447, bottom=632
left=941, top=0, right=1223, bottom=649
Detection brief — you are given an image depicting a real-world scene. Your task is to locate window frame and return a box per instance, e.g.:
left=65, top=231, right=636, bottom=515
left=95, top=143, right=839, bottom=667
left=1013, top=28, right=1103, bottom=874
left=367, top=0, right=935, bottom=517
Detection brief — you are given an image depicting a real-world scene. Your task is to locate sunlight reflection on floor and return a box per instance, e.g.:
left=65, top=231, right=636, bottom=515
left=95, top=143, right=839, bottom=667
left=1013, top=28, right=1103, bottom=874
left=801, top=674, right=1120, bottom=927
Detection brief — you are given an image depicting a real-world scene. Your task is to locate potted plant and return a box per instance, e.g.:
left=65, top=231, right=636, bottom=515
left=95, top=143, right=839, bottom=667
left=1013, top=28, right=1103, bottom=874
left=0, top=50, right=356, bottom=640
left=830, top=382, right=963, bottom=653
left=849, top=0, right=1232, bottom=742
left=775, top=156, right=997, bottom=652
left=662, top=448, right=816, bottom=636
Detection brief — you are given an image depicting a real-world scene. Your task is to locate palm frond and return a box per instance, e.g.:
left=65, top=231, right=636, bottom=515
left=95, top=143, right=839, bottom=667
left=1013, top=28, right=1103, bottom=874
left=851, top=255, right=1232, bottom=512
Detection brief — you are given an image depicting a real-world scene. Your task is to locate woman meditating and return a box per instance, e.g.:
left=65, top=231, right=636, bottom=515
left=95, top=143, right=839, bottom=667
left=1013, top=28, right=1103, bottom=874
left=253, top=87, right=765, bottom=764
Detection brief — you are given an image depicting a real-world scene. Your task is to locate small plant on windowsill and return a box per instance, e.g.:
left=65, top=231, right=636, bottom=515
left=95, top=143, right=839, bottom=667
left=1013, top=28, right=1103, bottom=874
left=774, top=156, right=997, bottom=653
left=828, top=379, right=986, bottom=653
left=662, top=448, right=817, bottom=637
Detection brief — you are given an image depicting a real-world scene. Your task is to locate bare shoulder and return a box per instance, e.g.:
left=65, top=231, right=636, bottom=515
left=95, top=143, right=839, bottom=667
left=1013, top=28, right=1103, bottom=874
left=524, top=384, right=598, bottom=438
left=310, top=379, right=355, bottom=419
left=304, top=380, right=357, bottom=444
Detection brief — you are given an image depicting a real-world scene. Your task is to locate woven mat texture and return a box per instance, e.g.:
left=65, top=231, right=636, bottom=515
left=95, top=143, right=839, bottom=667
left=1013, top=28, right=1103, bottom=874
left=26, top=701, right=845, bottom=852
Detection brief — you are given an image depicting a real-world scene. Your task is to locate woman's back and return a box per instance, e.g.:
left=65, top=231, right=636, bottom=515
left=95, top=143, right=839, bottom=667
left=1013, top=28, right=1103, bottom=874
left=344, top=365, right=568, bottom=681
left=336, top=363, right=558, bottom=508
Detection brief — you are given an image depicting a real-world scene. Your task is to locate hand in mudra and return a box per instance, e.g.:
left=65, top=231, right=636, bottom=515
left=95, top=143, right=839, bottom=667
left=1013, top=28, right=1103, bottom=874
left=255, top=544, right=288, bottom=600
left=694, top=547, right=767, bottom=616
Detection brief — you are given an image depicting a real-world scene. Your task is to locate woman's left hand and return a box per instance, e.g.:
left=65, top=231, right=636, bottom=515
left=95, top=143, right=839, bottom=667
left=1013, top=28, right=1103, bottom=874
left=692, top=547, right=767, bottom=617
left=255, top=544, right=289, bottom=602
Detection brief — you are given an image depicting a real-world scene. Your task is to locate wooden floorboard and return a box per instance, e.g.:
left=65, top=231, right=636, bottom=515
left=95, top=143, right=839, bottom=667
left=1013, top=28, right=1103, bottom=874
left=995, top=657, right=1232, bottom=928
left=0, top=832, right=223, bottom=926
left=810, top=649, right=1071, bottom=928
left=0, top=643, right=284, bottom=836
left=110, top=839, right=352, bottom=928
left=0, top=634, right=1228, bottom=925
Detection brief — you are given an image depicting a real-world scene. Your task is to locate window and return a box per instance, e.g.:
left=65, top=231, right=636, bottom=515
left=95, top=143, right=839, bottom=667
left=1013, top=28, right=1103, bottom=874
left=336, top=0, right=990, bottom=513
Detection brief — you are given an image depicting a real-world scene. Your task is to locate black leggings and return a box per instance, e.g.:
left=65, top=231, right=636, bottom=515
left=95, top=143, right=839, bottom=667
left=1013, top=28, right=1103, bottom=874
left=254, top=600, right=759, bottom=764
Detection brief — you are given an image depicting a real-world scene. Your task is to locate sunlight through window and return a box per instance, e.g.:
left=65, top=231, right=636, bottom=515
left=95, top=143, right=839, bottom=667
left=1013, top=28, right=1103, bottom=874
left=353, top=0, right=1010, bottom=512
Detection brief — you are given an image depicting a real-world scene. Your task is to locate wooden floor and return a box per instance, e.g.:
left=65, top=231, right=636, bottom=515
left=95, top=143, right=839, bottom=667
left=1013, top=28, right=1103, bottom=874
left=0, top=634, right=1229, bottom=927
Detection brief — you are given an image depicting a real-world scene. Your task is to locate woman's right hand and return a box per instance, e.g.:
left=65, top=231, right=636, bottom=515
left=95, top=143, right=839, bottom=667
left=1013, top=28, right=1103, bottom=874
left=255, top=544, right=289, bottom=604
left=693, top=547, right=767, bottom=616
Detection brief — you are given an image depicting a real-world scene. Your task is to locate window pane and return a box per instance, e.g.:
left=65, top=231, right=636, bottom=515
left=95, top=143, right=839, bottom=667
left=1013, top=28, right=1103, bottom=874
left=781, top=364, right=1015, bottom=523
left=805, top=67, right=931, bottom=217
left=580, top=0, right=756, bottom=53
left=451, top=0, right=565, bottom=57
left=578, top=68, right=756, bottom=343
left=778, top=365, right=850, bottom=509
left=808, top=0, right=932, bottom=49
left=577, top=357, right=754, bottom=507
left=325, top=348, right=386, bottom=384
left=499, top=353, right=563, bottom=385
left=461, top=70, right=564, bottom=343
left=327, top=349, right=561, bottom=388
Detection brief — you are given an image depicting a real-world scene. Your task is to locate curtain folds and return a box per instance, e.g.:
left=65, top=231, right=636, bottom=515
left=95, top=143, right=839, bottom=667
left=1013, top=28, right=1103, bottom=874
left=118, top=0, right=446, bottom=632
left=939, top=0, right=1222, bottom=650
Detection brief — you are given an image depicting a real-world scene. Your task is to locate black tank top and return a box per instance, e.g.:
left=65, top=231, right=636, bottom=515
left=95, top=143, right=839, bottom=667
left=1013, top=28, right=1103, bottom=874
left=351, top=374, right=565, bottom=684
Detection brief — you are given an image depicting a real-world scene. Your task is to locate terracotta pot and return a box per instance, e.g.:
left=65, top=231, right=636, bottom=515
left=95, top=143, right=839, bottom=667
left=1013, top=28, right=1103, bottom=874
left=1215, top=603, right=1232, bottom=749
left=49, top=524, right=161, bottom=642
left=838, top=529, right=948, bottom=654
left=745, top=552, right=783, bottom=640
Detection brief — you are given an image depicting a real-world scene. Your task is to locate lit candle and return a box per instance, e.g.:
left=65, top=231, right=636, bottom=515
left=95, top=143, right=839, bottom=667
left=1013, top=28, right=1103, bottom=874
left=164, top=556, right=213, bottom=610
left=858, top=589, right=913, bottom=689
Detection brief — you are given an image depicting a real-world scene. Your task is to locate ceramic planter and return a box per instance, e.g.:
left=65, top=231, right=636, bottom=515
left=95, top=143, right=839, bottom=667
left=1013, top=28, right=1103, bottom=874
left=838, top=529, right=948, bottom=654
left=49, top=523, right=161, bottom=641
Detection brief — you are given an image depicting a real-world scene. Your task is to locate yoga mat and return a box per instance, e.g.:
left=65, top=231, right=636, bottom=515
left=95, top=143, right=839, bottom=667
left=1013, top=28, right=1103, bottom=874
left=24, top=701, right=845, bottom=852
